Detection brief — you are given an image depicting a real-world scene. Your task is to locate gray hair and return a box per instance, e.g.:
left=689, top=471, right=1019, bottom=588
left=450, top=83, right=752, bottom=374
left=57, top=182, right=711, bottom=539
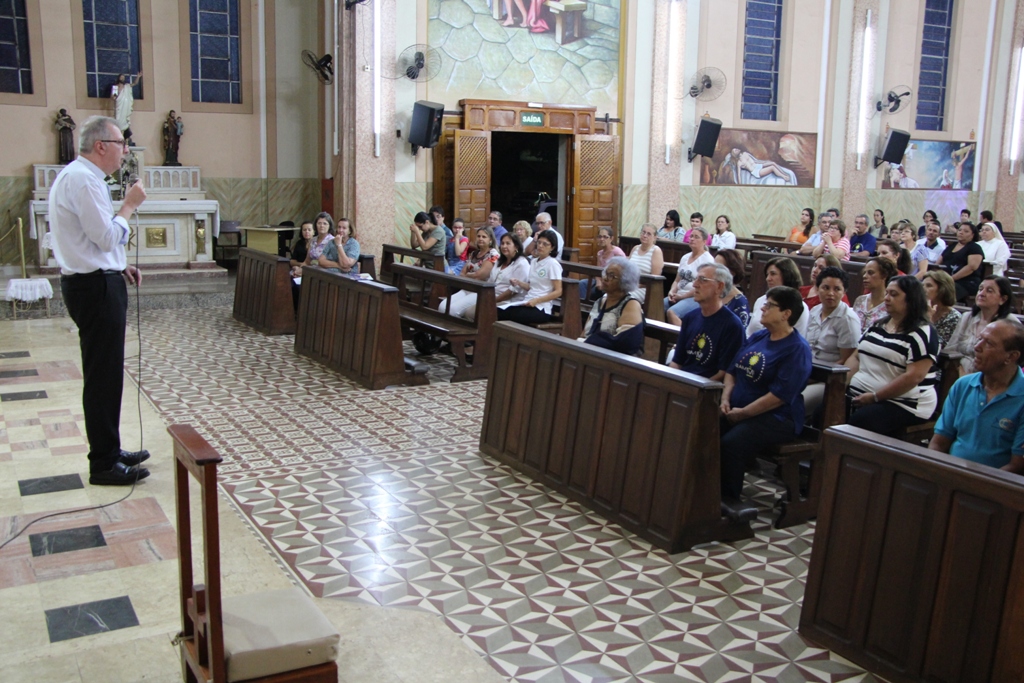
left=536, top=212, right=552, bottom=224
left=856, top=213, right=870, bottom=223
left=690, top=226, right=709, bottom=242
left=699, top=262, right=733, bottom=299
left=79, top=116, right=119, bottom=154
left=604, top=256, right=640, bottom=294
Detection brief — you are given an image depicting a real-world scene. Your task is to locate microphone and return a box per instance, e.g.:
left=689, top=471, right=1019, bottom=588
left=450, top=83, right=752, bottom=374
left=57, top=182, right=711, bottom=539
left=127, top=173, right=140, bottom=188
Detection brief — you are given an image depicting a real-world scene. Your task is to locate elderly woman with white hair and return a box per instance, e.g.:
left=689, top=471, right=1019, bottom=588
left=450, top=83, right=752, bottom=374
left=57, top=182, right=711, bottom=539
left=579, top=256, right=645, bottom=356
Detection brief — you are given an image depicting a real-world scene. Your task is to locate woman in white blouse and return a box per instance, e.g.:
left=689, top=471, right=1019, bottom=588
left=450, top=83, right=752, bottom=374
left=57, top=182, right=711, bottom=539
left=979, top=222, right=1010, bottom=276
left=710, top=214, right=737, bottom=250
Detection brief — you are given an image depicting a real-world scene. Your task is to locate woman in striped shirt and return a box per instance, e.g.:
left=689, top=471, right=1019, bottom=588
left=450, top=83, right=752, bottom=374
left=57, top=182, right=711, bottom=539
left=845, top=275, right=940, bottom=437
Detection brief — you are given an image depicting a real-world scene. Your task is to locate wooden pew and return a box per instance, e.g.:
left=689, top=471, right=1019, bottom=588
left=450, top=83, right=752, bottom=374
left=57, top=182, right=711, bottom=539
left=534, top=277, right=584, bottom=340
left=357, top=253, right=376, bottom=281
left=389, top=262, right=496, bottom=382
left=480, top=321, right=754, bottom=553
left=294, top=267, right=428, bottom=389
left=233, top=247, right=296, bottom=335
left=800, top=424, right=1024, bottom=683
left=379, top=244, right=447, bottom=308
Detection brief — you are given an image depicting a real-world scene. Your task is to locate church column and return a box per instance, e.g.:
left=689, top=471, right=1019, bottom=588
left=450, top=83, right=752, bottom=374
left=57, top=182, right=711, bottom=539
left=336, top=0, right=396, bottom=260
left=839, top=0, right=880, bottom=218
left=646, top=0, right=687, bottom=225
left=992, top=0, right=1024, bottom=231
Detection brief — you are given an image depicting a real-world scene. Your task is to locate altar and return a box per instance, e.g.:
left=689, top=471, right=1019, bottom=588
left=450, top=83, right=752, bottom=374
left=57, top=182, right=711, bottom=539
left=30, top=152, right=221, bottom=269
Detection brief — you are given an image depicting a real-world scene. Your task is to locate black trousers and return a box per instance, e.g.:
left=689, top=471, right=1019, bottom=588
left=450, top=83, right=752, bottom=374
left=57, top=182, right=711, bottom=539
left=848, top=401, right=927, bottom=437
left=497, top=305, right=553, bottom=325
left=62, top=272, right=128, bottom=473
left=720, top=413, right=800, bottom=500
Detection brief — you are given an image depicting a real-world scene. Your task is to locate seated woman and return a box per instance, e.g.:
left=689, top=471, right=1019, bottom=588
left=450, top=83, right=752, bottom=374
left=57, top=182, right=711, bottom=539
left=438, top=226, right=499, bottom=318
left=292, top=212, right=335, bottom=276
left=719, top=286, right=813, bottom=505
left=512, top=220, right=533, bottom=254
left=805, top=267, right=860, bottom=365
left=877, top=238, right=912, bottom=274
left=811, top=219, right=851, bottom=261
left=629, top=223, right=665, bottom=276
left=846, top=276, right=940, bottom=437
left=853, top=257, right=899, bottom=330
left=317, top=217, right=360, bottom=276
left=656, top=210, right=684, bottom=241
left=710, top=215, right=737, bottom=250
left=946, top=275, right=1014, bottom=374
left=664, top=227, right=715, bottom=324
left=579, top=257, right=645, bottom=356
left=921, top=270, right=961, bottom=345
left=587, top=225, right=627, bottom=298
left=289, top=220, right=315, bottom=269
left=939, top=222, right=984, bottom=302
left=979, top=222, right=1010, bottom=276
left=498, top=230, right=563, bottom=325
left=803, top=267, right=861, bottom=415
left=409, top=211, right=446, bottom=260
left=799, top=254, right=847, bottom=309
left=746, top=256, right=810, bottom=337
left=715, top=249, right=750, bottom=327
left=787, top=208, right=815, bottom=245
left=492, top=233, right=531, bottom=314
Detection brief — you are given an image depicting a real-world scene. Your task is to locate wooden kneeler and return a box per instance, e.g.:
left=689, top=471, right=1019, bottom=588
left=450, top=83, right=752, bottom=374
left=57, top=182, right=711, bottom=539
left=171, top=425, right=340, bottom=683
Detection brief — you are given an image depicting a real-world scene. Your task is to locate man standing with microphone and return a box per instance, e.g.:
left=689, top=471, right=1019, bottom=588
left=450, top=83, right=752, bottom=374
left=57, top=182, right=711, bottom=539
left=49, top=116, right=150, bottom=485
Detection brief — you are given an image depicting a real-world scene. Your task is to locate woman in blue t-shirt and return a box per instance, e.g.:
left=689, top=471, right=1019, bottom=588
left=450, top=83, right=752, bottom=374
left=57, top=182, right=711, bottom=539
left=719, top=286, right=813, bottom=503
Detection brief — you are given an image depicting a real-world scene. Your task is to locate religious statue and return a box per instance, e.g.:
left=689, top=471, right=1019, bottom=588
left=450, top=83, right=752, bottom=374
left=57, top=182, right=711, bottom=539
left=55, top=109, right=76, bottom=165
left=162, top=110, right=182, bottom=166
left=195, top=220, right=206, bottom=258
left=112, top=70, right=142, bottom=146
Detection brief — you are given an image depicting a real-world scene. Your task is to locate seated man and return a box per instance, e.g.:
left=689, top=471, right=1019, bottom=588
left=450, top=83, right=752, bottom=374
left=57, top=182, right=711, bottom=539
left=669, top=263, right=744, bottom=381
left=848, top=214, right=876, bottom=255
left=719, top=286, right=813, bottom=504
left=528, top=211, right=563, bottom=257
left=929, top=319, right=1024, bottom=475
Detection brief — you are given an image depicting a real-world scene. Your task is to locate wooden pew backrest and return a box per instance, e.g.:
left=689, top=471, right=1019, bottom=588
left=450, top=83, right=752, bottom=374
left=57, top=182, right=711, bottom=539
left=234, top=247, right=296, bottom=335
left=481, top=321, right=734, bottom=552
left=801, top=424, right=1024, bottom=683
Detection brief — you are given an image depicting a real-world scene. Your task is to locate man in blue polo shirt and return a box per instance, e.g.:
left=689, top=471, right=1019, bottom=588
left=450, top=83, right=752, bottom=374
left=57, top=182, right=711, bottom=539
left=930, top=319, right=1024, bottom=474
left=670, top=263, right=744, bottom=381
left=848, top=214, right=876, bottom=255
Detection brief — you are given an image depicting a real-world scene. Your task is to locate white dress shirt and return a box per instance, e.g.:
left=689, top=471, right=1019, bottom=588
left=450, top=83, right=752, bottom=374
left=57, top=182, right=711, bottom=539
left=48, top=157, right=129, bottom=274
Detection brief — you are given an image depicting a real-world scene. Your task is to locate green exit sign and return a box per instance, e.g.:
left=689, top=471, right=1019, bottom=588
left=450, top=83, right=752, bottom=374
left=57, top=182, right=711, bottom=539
left=520, top=111, right=544, bottom=127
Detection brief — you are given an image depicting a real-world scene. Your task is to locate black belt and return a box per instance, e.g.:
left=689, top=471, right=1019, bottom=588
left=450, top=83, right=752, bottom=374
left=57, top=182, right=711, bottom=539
left=60, top=269, right=122, bottom=280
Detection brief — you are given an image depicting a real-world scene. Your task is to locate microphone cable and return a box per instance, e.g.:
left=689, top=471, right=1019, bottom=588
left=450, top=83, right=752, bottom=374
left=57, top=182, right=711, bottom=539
left=0, top=190, right=147, bottom=553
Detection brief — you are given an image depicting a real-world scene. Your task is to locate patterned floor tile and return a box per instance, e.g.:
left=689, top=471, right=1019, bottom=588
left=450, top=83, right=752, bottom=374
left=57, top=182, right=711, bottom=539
left=120, top=306, right=877, bottom=683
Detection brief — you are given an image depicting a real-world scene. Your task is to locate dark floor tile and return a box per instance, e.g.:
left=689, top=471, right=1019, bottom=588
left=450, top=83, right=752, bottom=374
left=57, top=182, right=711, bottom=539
left=1, top=390, right=48, bottom=402
left=29, top=525, right=107, bottom=557
left=18, top=474, right=85, bottom=497
left=0, top=351, right=31, bottom=359
left=0, top=369, right=39, bottom=379
left=45, top=596, right=139, bottom=643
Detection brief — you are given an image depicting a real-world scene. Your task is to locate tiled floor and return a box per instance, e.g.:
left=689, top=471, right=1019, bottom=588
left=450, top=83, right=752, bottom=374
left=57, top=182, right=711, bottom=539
left=0, top=308, right=877, bottom=682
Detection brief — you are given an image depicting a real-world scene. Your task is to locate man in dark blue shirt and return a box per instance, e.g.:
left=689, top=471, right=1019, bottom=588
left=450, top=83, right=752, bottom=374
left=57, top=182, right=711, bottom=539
left=670, top=263, right=744, bottom=381
left=848, top=214, right=876, bottom=254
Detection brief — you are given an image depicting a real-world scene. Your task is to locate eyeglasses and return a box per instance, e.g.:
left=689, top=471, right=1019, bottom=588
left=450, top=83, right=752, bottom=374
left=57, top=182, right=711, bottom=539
left=694, top=275, right=716, bottom=284
left=761, top=301, right=780, bottom=311
left=100, top=139, right=128, bottom=149
left=597, top=234, right=609, bottom=239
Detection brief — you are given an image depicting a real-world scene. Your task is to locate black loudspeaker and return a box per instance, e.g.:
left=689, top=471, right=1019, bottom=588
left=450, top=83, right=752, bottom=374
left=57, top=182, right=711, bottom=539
left=875, top=128, right=911, bottom=168
left=409, top=100, right=445, bottom=150
left=687, top=117, right=722, bottom=162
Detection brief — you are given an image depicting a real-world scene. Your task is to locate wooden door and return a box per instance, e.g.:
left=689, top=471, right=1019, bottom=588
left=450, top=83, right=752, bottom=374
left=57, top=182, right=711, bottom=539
left=454, top=130, right=491, bottom=227
left=571, top=135, right=619, bottom=264
left=431, top=115, right=463, bottom=223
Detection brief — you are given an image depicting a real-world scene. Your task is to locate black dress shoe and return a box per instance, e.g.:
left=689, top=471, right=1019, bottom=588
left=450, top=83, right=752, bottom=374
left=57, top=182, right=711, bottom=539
left=90, top=461, right=150, bottom=486
left=118, top=449, right=151, bottom=466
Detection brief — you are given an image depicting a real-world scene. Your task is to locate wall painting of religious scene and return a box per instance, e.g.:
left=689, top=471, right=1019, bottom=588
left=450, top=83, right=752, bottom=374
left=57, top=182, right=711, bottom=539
left=700, top=128, right=817, bottom=188
left=878, top=139, right=976, bottom=190
left=427, top=0, right=620, bottom=115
